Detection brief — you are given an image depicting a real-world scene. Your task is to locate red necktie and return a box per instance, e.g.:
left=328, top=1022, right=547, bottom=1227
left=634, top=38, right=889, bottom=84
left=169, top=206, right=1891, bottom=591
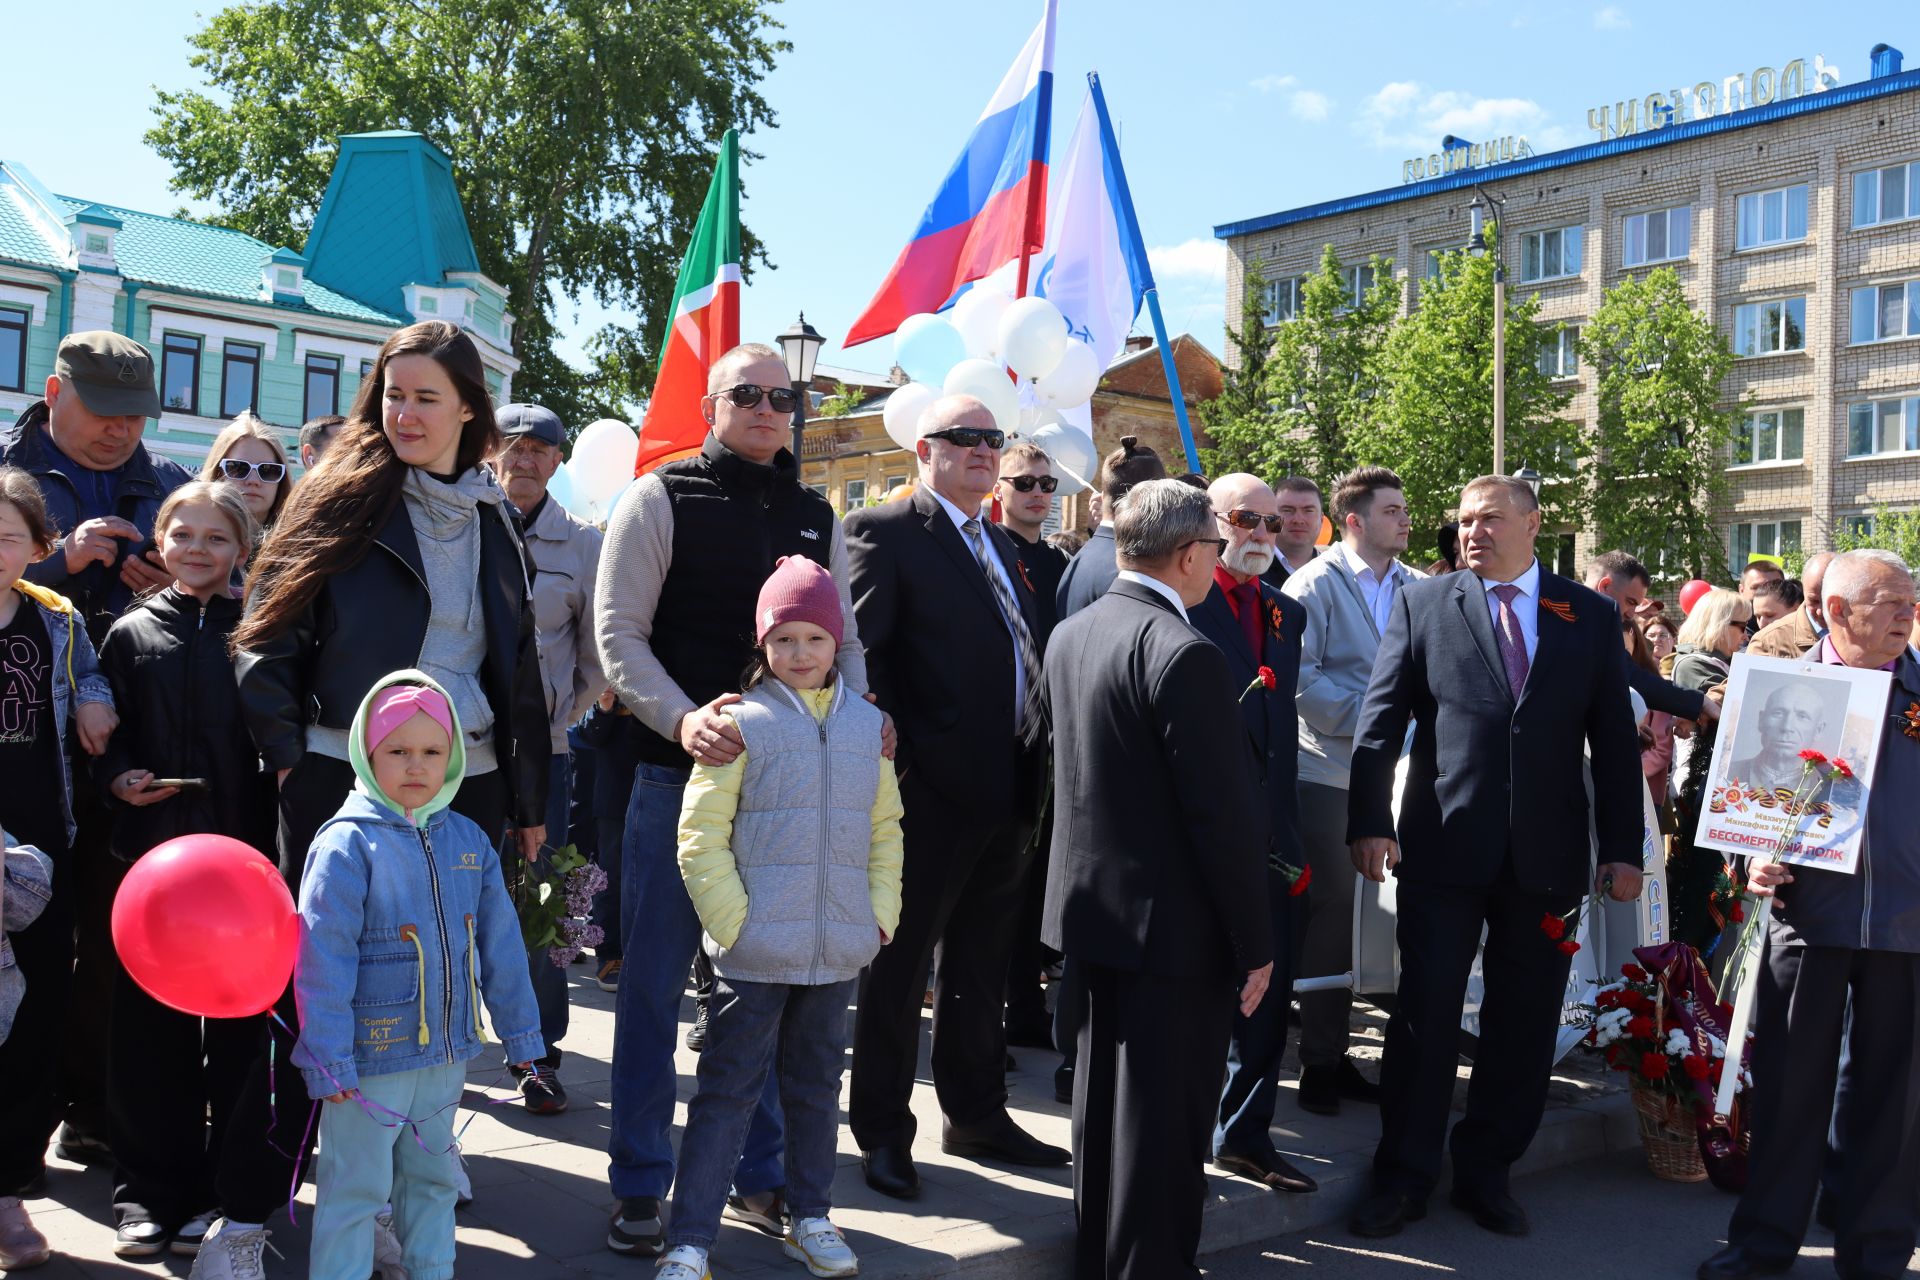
left=1237, top=580, right=1263, bottom=656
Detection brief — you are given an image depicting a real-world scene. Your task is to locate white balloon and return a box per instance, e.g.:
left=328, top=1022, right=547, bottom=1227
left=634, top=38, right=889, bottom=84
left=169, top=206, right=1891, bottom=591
left=951, top=286, right=1013, bottom=360
left=570, top=419, right=641, bottom=505
left=893, top=313, right=968, bottom=386
left=997, top=296, right=1069, bottom=381
left=881, top=382, right=939, bottom=452
left=1030, top=423, right=1097, bottom=497
left=1031, top=342, right=1101, bottom=410
left=942, top=358, right=1019, bottom=435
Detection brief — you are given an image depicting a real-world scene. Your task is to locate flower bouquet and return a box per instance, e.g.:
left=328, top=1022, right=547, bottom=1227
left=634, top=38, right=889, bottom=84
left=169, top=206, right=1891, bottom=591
left=516, top=844, right=608, bottom=968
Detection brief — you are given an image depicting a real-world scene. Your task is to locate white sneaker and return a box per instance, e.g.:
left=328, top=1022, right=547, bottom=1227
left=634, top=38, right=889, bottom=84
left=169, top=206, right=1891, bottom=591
left=783, top=1217, right=858, bottom=1277
left=654, top=1244, right=711, bottom=1279
left=374, top=1209, right=409, bottom=1279
left=0, top=1195, right=51, bottom=1270
left=187, top=1224, right=279, bottom=1280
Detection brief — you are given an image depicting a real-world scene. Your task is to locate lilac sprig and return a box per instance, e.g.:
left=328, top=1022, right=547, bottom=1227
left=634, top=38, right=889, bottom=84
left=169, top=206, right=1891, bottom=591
left=515, top=844, right=608, bottom=968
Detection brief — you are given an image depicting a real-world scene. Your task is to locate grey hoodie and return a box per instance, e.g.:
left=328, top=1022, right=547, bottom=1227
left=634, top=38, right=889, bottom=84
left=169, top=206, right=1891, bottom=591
left=403, top=467, right=502, bottom=774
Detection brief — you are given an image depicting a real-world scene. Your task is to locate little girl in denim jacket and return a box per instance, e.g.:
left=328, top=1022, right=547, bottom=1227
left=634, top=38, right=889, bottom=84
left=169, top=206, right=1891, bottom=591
left=292, top=670, right=541, bottom=1280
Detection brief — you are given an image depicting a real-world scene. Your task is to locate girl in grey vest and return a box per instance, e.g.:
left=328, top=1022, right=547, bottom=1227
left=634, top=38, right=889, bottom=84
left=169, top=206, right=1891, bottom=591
left=661, top=557, right=903, bottom=1280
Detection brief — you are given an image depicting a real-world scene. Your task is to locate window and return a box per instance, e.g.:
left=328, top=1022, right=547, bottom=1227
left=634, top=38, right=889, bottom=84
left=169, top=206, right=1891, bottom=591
left=0, top=306, right=25, bottom=393
left=1729, top=520, right=1801, bottom=578
left=1623, top=207, right=1691, bottom=267
left=844, top=479, right=868, bottom=509
left=1262, top=275, right=1301, bottom=325
left=1847, top=396, right=1920, bottom=457
left=220, top=341, right=261, bottom=418
left=1850, top=281, right=1920, bottom=344
left=1736, top=184, right=1809, bottom=250
left=303, top=353, right=342, bottom=422
left=1733, top=298, right=1807, bottom=356
left=1520, top=226, right=1583, bottom=283
left=1733, top=408, right=1805, bottom=465
left=1425, top=249, right=1447, bottom=281
left=274, top=267, right=300, bottom=293
left=1845, top=514, right=1877, bottom=539
left=1852, top=162, right=1920, bottom=229
left=1536, top=326, right=1580, bottom=378
left=360, top=358, right=373, bottom=380
left=1343, top=264, right=1377, bottom=306
left=417, top=294, right=439, bottom=314
left=160, top=333, right=201, bottom=415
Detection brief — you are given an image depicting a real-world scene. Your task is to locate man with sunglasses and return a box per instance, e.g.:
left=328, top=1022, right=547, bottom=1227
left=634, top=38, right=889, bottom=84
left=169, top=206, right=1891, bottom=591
left=596, top=343, right=873, bottom=1256
left=844, top=395, right=1067, bottom=1200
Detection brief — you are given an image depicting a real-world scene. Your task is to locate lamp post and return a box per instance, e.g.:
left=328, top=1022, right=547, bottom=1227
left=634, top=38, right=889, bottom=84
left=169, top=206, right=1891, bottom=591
left=1515, top=465, right=1542, bottom=500
left=775, top=312, right=825, bottom=462
left=1466, top=189, right=1508, bottom=474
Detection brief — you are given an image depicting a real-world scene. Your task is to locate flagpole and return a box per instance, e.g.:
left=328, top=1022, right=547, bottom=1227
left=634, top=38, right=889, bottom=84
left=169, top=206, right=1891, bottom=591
left=1088, top=73, right=1200, bottom=472
left=1013, top=0, right=1057, bottom=300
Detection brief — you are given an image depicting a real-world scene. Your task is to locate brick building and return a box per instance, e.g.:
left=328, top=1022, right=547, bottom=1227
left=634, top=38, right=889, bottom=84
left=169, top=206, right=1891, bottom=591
left=1214, top=40, right=1920, bottom=578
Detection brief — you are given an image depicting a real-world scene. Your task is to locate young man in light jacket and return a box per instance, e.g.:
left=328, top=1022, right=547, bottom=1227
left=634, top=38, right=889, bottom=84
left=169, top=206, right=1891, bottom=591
left=1282, top=466, right=1425, bottom=1115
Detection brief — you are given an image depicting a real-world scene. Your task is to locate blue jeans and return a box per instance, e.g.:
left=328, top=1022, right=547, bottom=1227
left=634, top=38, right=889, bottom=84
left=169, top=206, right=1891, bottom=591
left=667, top=975, right=853, bottom=1250
left=606, top=761, right=784, bottom=1200
left=311, top=1062, right=464, bottom=1280
left=1213, top=872, right=1294, bottom=1160
left=516, top=752, right=572, bottom=1067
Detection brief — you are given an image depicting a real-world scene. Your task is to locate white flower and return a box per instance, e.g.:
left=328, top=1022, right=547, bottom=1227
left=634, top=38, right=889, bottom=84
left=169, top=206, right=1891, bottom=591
left=1665, top=1029, right=1690, bottom=1056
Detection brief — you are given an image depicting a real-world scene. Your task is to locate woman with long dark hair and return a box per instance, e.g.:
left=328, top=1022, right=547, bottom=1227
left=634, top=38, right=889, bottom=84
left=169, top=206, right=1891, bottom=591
left=234, top=320, right=548, bottom=868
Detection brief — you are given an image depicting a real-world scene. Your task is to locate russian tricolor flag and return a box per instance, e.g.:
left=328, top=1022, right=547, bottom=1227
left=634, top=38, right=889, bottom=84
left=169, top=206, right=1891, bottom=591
left=843, top=1, right=1056, bottom=348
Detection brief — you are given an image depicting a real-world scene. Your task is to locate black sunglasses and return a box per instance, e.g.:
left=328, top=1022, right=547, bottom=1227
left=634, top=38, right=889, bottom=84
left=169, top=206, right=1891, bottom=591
left=999, top=474, right=1058, bottom=493
left=1183, top=537, right=1229, bottom=556
left=717, top=383, right=800, bottom=413
left=1216, top=508, right=1284, bottom=533
left=925, top=427, right=1006, bottom=450
left=218, top=458, right=287, bottom=484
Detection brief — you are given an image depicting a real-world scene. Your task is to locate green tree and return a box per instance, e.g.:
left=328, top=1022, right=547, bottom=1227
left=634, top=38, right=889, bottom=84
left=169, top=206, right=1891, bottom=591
left=1579, top=268, right=1740, bottom=586
left=146, top=0, right=787, bottom=426
left=1832, top=508, right=1920, bottom=566
left=1355, top=235, right=1577, bottom=541
left=817, top=382, right=868, bottom=419
left=1197, top=260, right=1286, bottom=478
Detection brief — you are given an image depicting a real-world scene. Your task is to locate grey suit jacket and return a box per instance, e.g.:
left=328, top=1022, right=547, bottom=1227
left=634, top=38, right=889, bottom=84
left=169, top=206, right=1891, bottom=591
left=1282, top=547, right=1427, bottom=789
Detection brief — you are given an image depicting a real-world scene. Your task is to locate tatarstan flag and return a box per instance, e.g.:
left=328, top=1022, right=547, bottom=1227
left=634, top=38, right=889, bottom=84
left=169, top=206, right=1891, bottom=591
left=635, top=130, right=742, bottom=474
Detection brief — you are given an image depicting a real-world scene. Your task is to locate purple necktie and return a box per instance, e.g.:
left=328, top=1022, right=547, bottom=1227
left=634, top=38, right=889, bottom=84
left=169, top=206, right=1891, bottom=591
left=1491, top=583, right=1530, bottom=700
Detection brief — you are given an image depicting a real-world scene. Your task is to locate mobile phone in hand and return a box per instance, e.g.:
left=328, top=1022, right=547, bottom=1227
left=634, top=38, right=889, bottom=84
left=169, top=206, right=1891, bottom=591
left=150, top=778, right=210, bottom=793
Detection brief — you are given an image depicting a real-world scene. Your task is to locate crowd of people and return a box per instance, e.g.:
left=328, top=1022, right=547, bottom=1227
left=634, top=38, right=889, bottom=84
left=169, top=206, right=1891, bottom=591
left=0, top=322, right=1914, bottom=1280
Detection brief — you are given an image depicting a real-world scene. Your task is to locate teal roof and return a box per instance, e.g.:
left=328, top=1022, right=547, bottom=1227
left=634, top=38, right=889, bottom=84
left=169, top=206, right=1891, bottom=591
left=0, top=171, right=68, bottom=271
left=303, top=133, right=480, bottom=316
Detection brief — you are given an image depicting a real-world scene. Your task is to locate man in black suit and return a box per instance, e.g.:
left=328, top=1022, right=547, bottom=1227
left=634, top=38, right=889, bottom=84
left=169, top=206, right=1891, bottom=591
left=1054, top=435, right=1165, bottom=622
left=1044, top=478, right=1275, bottom=1279
left=1347, top=475, right=1645, bottom=1239
left=1585, top=550, right=1722, bottom=731
left=1189, top=472, right=1316, bottom=1195
left=844, top=395, right=1068, bottom=1200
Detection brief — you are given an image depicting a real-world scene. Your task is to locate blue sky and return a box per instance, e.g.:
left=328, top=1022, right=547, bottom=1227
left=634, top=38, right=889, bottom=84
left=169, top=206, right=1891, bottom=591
left=4, top=1, right=1904, bottom=386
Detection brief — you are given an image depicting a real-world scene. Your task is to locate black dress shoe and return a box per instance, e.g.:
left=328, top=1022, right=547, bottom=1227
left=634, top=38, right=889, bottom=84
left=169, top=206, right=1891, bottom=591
left=1054, top=1062, right=1074, bottom=1104
left=1449, top=1186, right=1529, bottom=1236
left=862, top=1145, right=920, bottom=1200
left=1349, top=1190, right=1426, bottom=1238
left=1696, top=1245, right=1793, bottom=1278
left=1333, top=1056, right=1382, bottom=1103
left=1213, top=1149, right=1319, bottom=1194
left=1297, top=1063, right=1341, bottom=1116
left=1006, top=1017, right=1054, bottom=1050
left=942, top=1113, right=1072, bottom=1166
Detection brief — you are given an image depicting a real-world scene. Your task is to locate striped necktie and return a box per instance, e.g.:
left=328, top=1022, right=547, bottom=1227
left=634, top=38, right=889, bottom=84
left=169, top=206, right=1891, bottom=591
left=964, top=518, right=1044, bottom=742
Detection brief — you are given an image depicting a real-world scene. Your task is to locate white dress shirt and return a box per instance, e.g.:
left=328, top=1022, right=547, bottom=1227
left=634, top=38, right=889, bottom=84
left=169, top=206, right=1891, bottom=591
left=1115, top=569, right=1190, bottom=622
left=1338, top=541, right=1405, bottom=637
left=1477, top=558, right=1541, bottom=662
left=931, top=487, right=1027, bottom=716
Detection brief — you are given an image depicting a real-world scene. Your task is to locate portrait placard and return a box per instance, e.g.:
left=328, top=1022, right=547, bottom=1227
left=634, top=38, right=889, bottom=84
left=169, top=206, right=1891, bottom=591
left=1691, top=652, right=1890, bottom=875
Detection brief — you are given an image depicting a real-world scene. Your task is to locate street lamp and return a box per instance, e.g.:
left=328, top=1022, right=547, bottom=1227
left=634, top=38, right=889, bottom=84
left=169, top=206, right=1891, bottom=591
left=1467, top=188, right=1509, bottom=475
left=775, top=312, right=825, bottom=461
left=1515, top=465, right=1542, bottom=499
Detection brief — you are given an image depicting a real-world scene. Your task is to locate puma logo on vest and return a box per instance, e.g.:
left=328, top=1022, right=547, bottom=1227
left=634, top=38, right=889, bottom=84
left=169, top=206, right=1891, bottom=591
left=800, top=528, right=821, bottom=540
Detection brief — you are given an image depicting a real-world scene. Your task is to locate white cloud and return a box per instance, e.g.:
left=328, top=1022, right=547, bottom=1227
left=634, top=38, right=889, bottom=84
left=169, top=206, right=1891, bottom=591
left=1147, top=238, right=1227, bottom=285
left=1250, top=74, right=1296, bottom=93
left=1289, top=89, right=1333, bottom=122
left=1355, top=80, right=1574, bottom=151
left=1593, top=5, right=1630, bottom=29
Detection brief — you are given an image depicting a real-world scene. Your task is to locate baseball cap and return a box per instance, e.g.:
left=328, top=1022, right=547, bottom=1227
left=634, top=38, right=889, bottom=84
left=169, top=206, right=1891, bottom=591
left=54, top=331, right=162, bottom=418
left=497, top=403, right=566, bottom=448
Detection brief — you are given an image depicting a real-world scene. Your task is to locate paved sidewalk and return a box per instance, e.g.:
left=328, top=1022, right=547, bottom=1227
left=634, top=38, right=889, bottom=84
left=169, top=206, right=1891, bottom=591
left=26, top=972, right=1637, bottom=1277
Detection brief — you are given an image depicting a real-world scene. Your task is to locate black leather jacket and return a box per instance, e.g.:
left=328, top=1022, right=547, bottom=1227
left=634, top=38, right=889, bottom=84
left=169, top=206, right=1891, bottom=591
left=233, top=485, right=550, bottom=828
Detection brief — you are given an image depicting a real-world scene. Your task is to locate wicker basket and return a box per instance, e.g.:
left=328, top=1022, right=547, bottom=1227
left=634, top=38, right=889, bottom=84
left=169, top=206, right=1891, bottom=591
left=1631, top=1084, right=1708, bottom=1182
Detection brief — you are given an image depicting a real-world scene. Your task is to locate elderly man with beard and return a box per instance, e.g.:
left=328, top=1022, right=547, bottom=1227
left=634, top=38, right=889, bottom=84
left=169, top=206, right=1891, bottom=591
left=1184, top=472, right=1316, bottom=1194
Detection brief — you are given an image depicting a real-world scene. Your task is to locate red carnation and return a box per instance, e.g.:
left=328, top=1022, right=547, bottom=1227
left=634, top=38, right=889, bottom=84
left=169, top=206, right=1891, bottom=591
left=1557, top=938, right=1581, bottom=956
left=1620, top=963, right=1648, bottom=983
left=1731, top=901, right=1746, bottom=924
left=1540, top=913, right=1567, bottom=940
left=1640, top=1052, right=1670, bottom=1079
left=1798, top=748, right=1828, bottom=764
left=1627, top=1015, right=1654, bottom=1039
left=1258, top=665, right=1277, bottom=691
left=1605, top=1045, right=1623, bottom=1068
left=1832, top=757, right=1855, bottom=780
left=1682, top=1054, right=1712, bottom=1081
left=1289, top=864, right=1313, bottom=897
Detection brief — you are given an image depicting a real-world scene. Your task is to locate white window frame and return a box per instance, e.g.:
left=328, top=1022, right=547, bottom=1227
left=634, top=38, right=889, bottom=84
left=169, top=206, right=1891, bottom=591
left=1736, top=184, right=1810, bottom=250
left=1731, top=406, right=1805, bottom=467
left=1852, top=161, right=1920, bottom=230
left=1536, top=325, right=1579, bottom=379
left=1262, top=275, right=1302, bottom=325
left=1729, top=520, right=1802, bottom=578
left=1850, top=280, right=1920, bottom=345
left=1847, top=395, right=1920, bottom=458
left=1623, top=207, right=1691, bottom=268
left=844, top=478, right=868, bottom=510
left=1342, top=263, right=1380, bottom=306
left=1733, top=297, right=1808, bottom=357
left=1520, top=226, right=1583, bottom=284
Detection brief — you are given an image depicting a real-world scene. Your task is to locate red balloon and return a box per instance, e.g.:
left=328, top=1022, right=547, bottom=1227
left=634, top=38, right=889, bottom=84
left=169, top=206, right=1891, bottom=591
left=1678, top=579, right=1714, bottom=616
left=112, top=835, right=298, bottom=1019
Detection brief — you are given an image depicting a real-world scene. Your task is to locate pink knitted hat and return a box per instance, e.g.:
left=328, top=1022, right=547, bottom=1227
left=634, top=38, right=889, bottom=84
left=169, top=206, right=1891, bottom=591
left=755, top=555, right=843, bottom=647
left=366, top=684, right=455, bottom=753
